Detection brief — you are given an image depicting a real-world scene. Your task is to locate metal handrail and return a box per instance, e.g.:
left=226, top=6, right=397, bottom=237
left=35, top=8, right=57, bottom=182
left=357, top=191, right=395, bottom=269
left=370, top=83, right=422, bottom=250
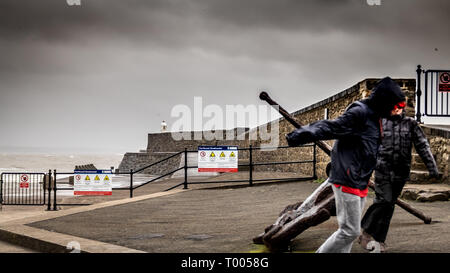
left=27, top=143, right=317, bottom=210
left=183, top=160, right=314, bottom=169
left=115, top=144, right=318, bottom=192
left=133, top=151, right=184, bottom=174
left=183, top=143, right=314, bottom=153
left=132, top=166, right=184, bottom=190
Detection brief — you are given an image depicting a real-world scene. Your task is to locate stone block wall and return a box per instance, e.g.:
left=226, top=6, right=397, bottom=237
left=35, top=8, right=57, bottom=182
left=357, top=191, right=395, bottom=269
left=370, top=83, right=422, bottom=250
left=146, top=128, right=250, bottom=153
left=118, top=152, right=182, bottom=175
left=420, top=125, right=450, bottom=184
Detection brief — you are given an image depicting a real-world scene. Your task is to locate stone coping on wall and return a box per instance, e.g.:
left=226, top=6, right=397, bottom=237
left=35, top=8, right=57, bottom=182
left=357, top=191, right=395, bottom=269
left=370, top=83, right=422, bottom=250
left=421, top=124, right=450, bottom=139
left=290, top=80, right=361, bottom=117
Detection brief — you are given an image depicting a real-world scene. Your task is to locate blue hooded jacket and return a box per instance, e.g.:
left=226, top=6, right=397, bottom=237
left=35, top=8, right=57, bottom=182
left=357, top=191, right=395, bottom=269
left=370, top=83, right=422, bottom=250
left=286, top=77, right=406, bottom=190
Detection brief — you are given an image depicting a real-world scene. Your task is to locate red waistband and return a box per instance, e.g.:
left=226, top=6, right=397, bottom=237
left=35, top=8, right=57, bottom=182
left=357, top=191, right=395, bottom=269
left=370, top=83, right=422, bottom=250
left=334, top=184, right=368, bottom=198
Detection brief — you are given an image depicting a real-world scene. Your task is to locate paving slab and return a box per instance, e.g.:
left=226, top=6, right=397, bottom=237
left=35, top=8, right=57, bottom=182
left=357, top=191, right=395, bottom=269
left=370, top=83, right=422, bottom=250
left=0, top=188, right=186, bottom=253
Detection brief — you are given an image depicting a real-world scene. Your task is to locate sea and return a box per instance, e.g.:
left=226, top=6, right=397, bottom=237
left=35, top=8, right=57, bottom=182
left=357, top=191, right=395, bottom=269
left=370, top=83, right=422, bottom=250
left=0, top=153, right=124, bottom=173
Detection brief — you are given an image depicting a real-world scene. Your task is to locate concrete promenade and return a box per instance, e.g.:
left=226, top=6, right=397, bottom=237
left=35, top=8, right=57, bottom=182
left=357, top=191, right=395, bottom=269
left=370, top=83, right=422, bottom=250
left=1, top=172, right=449, bottom=253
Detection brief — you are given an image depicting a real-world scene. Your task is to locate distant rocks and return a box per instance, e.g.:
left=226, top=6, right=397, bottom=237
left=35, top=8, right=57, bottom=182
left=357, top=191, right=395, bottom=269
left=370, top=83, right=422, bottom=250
left=75, top=164, right=97, bottom=170
left=69, top=164, right=98, bottom=185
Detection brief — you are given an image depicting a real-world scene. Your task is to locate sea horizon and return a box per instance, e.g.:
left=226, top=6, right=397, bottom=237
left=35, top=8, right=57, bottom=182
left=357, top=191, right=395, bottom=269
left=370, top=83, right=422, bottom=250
left=0, top=153, right=125, bottom=173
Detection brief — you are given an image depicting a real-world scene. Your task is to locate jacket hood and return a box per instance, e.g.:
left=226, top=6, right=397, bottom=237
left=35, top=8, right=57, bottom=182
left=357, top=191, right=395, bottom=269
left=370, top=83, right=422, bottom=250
left=366, top=77, right=406, bottom=118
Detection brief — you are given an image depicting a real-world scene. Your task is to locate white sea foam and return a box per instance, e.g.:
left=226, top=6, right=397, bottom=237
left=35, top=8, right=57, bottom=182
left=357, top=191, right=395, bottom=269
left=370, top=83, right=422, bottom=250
left=0, top=153, right=124, bottom=173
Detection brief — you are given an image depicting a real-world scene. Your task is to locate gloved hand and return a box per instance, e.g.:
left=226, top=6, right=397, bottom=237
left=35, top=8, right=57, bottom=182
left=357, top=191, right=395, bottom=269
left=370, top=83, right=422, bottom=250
left=285, top=129, right=314, bottom=147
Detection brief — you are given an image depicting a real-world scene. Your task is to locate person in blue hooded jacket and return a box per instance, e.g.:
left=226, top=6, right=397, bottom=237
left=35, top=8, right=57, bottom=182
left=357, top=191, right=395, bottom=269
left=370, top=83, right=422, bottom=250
left=286, top=77, right=406, bottom=253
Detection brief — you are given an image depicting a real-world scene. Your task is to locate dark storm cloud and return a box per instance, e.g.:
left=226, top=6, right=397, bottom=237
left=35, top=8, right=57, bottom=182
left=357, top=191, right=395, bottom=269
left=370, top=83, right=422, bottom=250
left=0, top=0, right=449, bottom=152
left=1, top=0, right=449, bottom=45
left=1, top=0, right=448, bottom=77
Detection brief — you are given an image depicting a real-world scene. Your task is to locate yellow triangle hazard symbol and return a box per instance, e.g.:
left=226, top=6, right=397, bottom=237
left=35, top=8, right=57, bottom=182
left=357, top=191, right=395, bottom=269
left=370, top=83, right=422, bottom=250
left=104, top=175, right=110, bottom=181
left=210, top=152, right=215, bottom=157
left=220, top=152, right=225, bottom=157
left=85, top=175, right=90, bottom=181
left=95, top=175, right=100, bottom=181
left=230, top=152, right=235, bottom=157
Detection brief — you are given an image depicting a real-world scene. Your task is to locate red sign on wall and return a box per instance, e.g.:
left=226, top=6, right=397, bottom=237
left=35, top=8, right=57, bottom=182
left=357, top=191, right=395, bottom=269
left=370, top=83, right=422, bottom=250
left=439, top=72, right=450, bottom=92
left=20, top=174, right=30, bottom=188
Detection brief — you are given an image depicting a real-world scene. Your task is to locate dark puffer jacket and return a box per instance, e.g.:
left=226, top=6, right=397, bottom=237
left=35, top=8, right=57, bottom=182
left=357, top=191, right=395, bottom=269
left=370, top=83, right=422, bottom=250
left=286, top=77, right=405, bottom=190
left=375, top=113, right=439, bottom=183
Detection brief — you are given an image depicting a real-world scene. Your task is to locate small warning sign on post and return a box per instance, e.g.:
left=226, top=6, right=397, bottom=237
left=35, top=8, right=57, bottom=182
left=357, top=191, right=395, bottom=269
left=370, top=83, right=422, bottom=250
left=438, top=72, right=450, bottom=92
left=20, top=174, right=30, bottom=188
left=74, top=170, right=112, bottom=195
left=198, top=146, right=238, bottom=172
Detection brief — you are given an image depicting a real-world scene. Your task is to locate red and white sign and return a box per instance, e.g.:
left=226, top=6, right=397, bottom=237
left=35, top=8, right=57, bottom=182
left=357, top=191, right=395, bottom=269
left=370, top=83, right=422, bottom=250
left=439, top=72, right=450, bottom=92
left=20, top=174, right=30, bottom=188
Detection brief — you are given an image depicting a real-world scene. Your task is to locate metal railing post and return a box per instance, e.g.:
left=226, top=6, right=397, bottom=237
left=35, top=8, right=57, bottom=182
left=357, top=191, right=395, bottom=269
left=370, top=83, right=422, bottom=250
left=130, top=169, right=133, bottom=198
left=183, top=148, right=188, bottom=189
left=47, top=169, right=51, bottom=211
left=249, top=145, right=253, bottom=186
left=0, top=174, right=3, bottom=209
left=53, top=170, right=57, bottom=211
left=416, top=65, right=423, bottom=123
left=313, top=144, right=317, bottom=180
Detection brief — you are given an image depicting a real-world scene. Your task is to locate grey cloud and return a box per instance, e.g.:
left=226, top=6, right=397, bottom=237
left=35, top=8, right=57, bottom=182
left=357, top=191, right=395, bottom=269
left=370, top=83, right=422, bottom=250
left=0, top=0, right=449, bottom=152
left=2, top=0, right=449, bottom=42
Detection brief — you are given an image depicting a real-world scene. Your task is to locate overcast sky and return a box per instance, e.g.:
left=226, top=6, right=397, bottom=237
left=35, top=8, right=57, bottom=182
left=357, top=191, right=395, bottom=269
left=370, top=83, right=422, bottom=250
left=0, top=0, right=449, bottom=153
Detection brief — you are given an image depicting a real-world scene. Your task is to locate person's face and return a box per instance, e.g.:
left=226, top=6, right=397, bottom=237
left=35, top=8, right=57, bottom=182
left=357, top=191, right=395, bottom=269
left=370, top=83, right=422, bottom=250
left=390, top=101, right=406, bottom=116
left=390, top=108, right=403, bottom=116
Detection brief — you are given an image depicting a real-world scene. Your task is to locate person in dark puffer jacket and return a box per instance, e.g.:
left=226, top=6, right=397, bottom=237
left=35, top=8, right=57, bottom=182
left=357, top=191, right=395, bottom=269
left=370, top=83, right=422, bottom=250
left=359, top=101, right=439, bottom=252
left=286, top=77, right=406, bottom=253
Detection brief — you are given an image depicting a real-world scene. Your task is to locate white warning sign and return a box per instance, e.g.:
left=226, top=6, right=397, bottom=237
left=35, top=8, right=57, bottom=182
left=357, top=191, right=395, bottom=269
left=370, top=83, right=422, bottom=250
left=74, top=170, right=112, bottom=196
left=198, top=146, right=238, bottom=172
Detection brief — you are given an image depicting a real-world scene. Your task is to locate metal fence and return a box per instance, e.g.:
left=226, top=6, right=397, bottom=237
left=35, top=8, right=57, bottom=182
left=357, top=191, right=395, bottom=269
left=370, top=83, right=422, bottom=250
left=1, top=144, right=317, bottom=210
left=129, top=144, right=317, bottom=193
left=0, top=172, right=47, bottom=205
left=416, top=65, right=450, bottom=122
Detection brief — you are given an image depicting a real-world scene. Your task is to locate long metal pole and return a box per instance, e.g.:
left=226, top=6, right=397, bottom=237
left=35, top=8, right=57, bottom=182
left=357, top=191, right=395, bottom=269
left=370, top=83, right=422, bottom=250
left=260, top=90, right=432, bottom=224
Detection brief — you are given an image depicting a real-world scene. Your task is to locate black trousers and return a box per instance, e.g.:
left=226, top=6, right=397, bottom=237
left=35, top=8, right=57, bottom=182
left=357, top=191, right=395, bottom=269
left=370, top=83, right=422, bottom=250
left=361, top=178, right=406, bottom=243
